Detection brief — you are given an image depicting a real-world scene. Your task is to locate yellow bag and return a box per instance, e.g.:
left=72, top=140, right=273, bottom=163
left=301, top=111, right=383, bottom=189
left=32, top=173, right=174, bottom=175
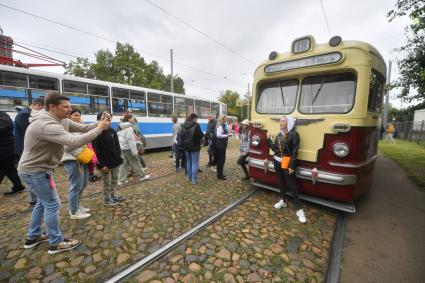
left=77, top=146, right=95, bottom=164
left=280, top=155, right=291, bottom=169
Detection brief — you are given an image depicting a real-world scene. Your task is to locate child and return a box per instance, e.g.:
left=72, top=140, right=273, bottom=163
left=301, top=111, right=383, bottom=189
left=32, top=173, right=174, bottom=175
left=92, top=112, right=125, bottom=205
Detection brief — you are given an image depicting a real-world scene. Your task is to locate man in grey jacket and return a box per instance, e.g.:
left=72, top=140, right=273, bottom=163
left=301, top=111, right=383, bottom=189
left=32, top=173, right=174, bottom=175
left=18, top=92, right=109, bottom=254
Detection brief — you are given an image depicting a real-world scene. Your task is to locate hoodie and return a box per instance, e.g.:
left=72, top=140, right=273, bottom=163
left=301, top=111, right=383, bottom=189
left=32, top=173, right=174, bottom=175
left=18, top=109, right=101, bottom=173
left=118, top=122, right=138, bottom=156
left=181, top=120, right=204, bottom=152
left=266, top=116, right=300, bottom=170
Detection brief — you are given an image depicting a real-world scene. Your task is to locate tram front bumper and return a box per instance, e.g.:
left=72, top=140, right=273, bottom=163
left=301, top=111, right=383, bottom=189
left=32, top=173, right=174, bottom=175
left=248, top=157, right=357, bottom=186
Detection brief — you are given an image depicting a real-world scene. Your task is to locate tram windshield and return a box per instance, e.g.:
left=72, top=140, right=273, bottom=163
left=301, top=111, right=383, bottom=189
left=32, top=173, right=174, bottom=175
left=256, top=79, right=298, bottom=114
left=299, top=73, right=356, bottom=114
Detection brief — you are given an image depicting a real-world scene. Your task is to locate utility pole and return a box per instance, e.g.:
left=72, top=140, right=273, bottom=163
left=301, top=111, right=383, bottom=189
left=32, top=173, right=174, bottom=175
left=246, top=83, right=251, bottom=120
left=383, top=61, right=392, bottom=128
left=170, top=49, right=174, bottom=93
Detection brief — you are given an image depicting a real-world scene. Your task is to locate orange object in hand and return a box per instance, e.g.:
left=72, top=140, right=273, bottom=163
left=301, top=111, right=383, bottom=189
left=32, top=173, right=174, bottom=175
left=280, top=156, right=291, bottom=169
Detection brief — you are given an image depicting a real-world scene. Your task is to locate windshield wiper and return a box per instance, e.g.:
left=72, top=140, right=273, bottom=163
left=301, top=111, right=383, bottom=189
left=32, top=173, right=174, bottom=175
left=279, top=81, right=286, bottom=108
left=312, top=77, right=326, bottom=105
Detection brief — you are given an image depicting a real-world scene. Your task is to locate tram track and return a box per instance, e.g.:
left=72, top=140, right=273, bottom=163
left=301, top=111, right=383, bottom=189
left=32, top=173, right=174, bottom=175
left=105, top=189, right=259, bottom=283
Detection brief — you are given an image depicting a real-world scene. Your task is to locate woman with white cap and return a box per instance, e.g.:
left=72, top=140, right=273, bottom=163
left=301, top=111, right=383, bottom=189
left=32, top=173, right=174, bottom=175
left=267, top=115, right=306, bottom=223
left=237, top=119, right=251, bottom=180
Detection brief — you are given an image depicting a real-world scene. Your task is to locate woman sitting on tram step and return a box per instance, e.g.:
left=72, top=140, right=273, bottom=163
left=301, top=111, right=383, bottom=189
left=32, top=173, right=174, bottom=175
left=267, top=115, right=306, bottom=224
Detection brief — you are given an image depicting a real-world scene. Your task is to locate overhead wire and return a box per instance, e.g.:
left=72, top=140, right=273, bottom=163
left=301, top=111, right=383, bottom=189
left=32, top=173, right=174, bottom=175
left=319, top=0, right=332, bottom=37
left=143, top=0, right=257, bottom=66
left=0, top=3, right=247, bottom=88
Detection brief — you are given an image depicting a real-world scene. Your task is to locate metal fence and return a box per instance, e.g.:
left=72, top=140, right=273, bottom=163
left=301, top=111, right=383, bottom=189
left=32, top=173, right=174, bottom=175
left=393, top=120, right=425, bottom=144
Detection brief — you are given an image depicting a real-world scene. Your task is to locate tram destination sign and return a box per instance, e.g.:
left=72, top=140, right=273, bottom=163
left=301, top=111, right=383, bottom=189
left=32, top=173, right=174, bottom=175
left=264, top=52, right=342, bottom=74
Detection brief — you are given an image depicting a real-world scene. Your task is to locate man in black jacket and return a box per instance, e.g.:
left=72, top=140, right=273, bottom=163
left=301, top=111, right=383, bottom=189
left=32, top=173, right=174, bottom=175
left=181, top=113, right=204, bottom=185
left=0, top=111, right=26, bottom=195
left=205, top=114, right=217, bottom=166
left=92, top=112, right=125, bottom=205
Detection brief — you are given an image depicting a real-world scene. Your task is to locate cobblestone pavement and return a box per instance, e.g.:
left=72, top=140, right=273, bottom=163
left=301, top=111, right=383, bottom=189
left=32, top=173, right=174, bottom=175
left=129, top=192, right=335, bottom=283
left=0, top=140, right=336, bottom=282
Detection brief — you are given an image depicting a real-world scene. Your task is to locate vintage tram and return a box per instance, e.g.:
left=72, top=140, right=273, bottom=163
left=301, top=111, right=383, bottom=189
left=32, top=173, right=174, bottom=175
left=248, top=36, right=386, bottom=212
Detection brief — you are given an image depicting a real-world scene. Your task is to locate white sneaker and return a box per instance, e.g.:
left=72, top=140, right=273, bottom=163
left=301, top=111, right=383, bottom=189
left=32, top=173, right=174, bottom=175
left=79, top=207, right=90, bottom=213
left=296, top=209, right=307, bottom=223
left=211, top=166, right=217, bottom=172
left=140, top=175, right=151, bottom=181
left=118, top=180, right=128, bottom=186
left=143, top=167, right=148, bottom=170
left=274, top=199, right=287, bottom=209
left=70, top=211, right=91, bottom=220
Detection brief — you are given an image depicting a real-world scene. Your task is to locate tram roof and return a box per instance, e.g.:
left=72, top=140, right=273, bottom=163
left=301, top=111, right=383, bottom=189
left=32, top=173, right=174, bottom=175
left=256, top=39, right=386, bottom=75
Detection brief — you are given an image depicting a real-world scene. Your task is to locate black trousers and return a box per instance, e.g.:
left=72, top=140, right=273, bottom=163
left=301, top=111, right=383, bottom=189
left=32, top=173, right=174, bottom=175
left=273, top=159, right=301, bottom=210
left=208, top=138, right=216, bottom=165
left=237, top=154, right=249, bottom=177
left=0, top=153, right=24, bottom=190
left=176, top=148, right=186, bottom=172
left=215, top=147, right=227, bottom=177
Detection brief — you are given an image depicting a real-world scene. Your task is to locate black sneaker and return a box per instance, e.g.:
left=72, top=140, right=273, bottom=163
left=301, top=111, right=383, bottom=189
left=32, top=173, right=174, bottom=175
left=48, top=238, right=81, bottom=254
left=24, top=233, right=48, bottom=249
left=4, top=186, right=25, bottom=196
left=29, top=201, right=37, bottom=207
left=104, top=198, right=119, bottom=206
left=112, top=195, right=126, bottom=202
left=242, top=176, right=250, bottom=181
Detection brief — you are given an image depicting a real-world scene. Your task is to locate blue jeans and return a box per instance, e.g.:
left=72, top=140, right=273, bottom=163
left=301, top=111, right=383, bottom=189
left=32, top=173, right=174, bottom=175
left=19, top=171, right=64, bottom=245
left=185, top=150, right=200, bottom=184
left=63, top=161, right=88, bottom=214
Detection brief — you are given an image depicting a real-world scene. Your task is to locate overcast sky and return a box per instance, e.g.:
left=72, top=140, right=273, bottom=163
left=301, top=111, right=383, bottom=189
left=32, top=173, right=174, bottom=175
left=0, top=0, right=412, bottom=107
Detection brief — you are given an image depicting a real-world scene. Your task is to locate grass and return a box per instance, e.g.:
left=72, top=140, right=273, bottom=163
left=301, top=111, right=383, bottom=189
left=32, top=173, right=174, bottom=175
left=379, top=139, right=425, bottom=190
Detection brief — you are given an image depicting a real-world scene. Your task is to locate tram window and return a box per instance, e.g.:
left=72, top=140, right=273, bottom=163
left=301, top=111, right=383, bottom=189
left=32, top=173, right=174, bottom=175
left=91, top=96, right=110, bottom=114
left=129, top=90, right=146, bottom=116
left=0, top=85, right=30, bottom=111
left=63, top=80, right=87, bottom=94
left=67, top=92, right=92, bottom=114
left=0, top=71, right=28, bottom=88
left=257, top=80, right=298, bottom=114
left=88, top=84, right=108, bottom=96
left=211, top=102, right=220, bottom=118
left=28, top=75, right=59, bottom=91
left=299, top=73, right=356, bottom=114
left=112, top=87, right=129, bottom=99
left=195, top=100, right=210, bottom=118
left=112, top=98, right=128, bottom=115
left=148, top=92, right=172, bottom=117
left=368, top=71, right=384, bottom=113
left=174, top=97, right=194, bottom=117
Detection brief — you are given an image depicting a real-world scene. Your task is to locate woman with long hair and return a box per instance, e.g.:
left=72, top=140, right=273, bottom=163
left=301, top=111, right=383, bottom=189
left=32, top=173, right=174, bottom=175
left=237, top=119, right=250, bottom=180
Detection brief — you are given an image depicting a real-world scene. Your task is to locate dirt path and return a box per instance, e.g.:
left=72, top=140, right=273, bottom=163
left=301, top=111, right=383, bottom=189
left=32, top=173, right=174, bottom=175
left=340, top=153, right=425, bottom=283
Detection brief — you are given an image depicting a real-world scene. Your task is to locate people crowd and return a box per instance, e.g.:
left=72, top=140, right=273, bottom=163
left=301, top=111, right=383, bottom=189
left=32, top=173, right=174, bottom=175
left=0, top=92, right=309, bottom=254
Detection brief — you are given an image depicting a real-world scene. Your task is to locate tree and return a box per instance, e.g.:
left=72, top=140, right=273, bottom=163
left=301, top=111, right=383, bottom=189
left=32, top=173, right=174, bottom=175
left=64, top=57, right=94, bottom=78
left=218, top=90, right=245, bottom=120
left=65, top=42, right=185, bottom=94
left=387, top=0, right=425, bottom=104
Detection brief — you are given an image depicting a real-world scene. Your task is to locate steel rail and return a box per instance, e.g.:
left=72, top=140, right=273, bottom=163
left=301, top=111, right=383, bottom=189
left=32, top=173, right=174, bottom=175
left=105, top=188, right=258, bottom=283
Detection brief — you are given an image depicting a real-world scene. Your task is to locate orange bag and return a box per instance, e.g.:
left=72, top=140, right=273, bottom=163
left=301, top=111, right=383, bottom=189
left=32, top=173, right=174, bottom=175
left=280, top=156, right=291, bottom=169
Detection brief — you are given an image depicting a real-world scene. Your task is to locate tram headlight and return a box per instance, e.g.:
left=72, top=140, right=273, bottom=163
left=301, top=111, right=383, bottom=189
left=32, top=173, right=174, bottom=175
left=333, top=143, right=350, bottom=157
left=251, top=135, right=260, bottom=147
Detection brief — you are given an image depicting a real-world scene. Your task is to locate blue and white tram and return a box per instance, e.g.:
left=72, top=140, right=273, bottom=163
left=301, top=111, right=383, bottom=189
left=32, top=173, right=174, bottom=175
left=0, top=65, right=227, bottom=149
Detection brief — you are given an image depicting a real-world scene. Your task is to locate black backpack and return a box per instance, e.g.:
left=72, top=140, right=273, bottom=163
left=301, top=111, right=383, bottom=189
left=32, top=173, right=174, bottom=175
left=181, top=125, right=196, bottom=150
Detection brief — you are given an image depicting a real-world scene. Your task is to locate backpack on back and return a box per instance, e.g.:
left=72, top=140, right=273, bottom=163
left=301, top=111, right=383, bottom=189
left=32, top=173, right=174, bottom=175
left=181, top=125, right=196, bottom=150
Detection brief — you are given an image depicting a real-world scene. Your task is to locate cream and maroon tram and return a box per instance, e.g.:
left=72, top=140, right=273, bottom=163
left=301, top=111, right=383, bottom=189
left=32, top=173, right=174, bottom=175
left=248, top=36, right=386, bottom=212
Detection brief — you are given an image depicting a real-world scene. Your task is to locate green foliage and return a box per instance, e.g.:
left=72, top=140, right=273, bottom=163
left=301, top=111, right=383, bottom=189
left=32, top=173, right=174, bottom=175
left=379, top=139, right=425, bottom=189
left=218, top=90, right=247, bottom=120
left=387, top=0, right=425, bottom=104
left=64, top=42, right=185, bottom=94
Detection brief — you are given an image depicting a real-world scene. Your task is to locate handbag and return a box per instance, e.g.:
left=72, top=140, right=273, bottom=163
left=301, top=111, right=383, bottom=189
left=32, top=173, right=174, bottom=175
left=77, top=146, right=95, bottom=164
left=137, top=143, right=145, bottom=155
